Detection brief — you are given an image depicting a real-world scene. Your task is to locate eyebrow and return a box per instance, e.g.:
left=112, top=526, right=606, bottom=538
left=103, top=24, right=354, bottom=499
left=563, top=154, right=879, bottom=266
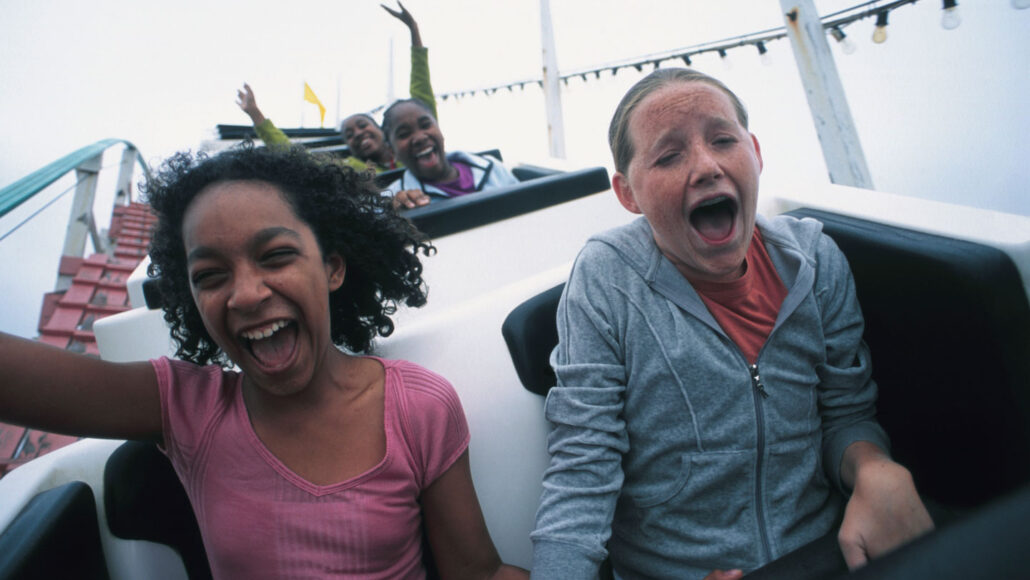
left=187, top=226, right=303, bottom=264
left=708, top=117, right=739, bottom=131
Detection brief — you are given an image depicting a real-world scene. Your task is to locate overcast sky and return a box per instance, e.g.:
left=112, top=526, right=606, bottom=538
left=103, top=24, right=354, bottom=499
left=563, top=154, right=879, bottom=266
left=1, top=0, right=1028, bottom=339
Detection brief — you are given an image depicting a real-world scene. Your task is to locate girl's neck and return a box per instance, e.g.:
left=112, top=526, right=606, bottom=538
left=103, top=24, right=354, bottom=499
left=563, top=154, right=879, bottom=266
left=438, top=160, right=458, bottom=183
left=244, top=348, right=361, bottom=417
left=369, top=150, right=394, bottom=167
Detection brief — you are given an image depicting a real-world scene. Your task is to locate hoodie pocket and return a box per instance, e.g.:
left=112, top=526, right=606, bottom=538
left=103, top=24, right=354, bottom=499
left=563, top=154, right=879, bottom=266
left=626, top=454, right=693, bottom=508
left=615, top=450, right=757, bottom=569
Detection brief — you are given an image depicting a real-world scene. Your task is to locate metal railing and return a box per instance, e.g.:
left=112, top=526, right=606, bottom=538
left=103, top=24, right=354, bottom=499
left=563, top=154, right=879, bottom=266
left=0, top=139, right=152, bottom=289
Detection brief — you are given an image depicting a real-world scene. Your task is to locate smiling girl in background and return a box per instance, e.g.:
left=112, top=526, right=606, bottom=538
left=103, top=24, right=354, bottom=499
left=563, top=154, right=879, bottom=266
left=382, top=98, right=519, bottom=209
left=236, top=2, right=436, bottom=175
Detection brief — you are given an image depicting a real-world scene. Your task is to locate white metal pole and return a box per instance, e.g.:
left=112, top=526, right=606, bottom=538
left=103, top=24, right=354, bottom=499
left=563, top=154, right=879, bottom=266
left=114, top=146, right=136, bottom=206
left=780, top=0, right=873, bottom=188
left=336, top=75, right=342, bottom=130
left=386, top=36, right=396, bottom=105
left=59, top=153, right=103, bottom=289
left=540, top=0, right=566, bottom=159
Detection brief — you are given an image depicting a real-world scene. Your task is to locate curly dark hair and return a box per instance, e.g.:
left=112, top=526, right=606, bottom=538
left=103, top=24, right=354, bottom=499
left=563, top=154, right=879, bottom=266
left=143, top=143, right=435, bottom=366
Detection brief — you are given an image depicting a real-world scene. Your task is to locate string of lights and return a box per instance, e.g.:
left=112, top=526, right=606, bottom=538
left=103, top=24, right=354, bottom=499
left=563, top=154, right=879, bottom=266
left=369, top=0, right=1022, bottom=113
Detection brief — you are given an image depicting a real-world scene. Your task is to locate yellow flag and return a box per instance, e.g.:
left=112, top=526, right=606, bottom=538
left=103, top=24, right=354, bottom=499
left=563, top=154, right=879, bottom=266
left=303, top=82, right=326, bottom=127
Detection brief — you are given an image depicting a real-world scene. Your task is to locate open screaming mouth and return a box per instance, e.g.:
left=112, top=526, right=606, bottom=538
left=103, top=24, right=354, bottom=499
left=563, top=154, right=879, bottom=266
left=689, top=196, right=738, bottom=242
left=241, top=320, right=298, bottom=369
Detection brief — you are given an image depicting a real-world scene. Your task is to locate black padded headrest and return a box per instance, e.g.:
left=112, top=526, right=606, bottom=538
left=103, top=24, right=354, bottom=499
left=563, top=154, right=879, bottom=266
left=104, top=441, right=212, bottom=580
left=502, top=284, right=565, bottom=396
left=786, top=208, right=1030, bottom=508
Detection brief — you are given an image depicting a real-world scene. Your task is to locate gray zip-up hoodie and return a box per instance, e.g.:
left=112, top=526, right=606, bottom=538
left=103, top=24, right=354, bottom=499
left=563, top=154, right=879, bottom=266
left=531, top=215, right=889, bottom=579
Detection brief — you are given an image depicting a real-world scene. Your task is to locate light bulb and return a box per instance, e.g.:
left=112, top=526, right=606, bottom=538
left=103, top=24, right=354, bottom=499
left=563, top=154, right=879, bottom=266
left=719, top=49, right=732, bottom=70
left=872, top=11, right=889, bottom=44
left=756, top=41, right=773, bottom=66
left=830, top=26, right=857, bottom=55
left=1012, top=0, right=1030, bottom=9
left=941, top=0, right=961, bottom=29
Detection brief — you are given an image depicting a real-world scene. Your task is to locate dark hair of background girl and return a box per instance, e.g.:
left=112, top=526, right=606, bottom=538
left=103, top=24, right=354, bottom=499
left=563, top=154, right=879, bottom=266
left=144, top=143, right=435, bottom=366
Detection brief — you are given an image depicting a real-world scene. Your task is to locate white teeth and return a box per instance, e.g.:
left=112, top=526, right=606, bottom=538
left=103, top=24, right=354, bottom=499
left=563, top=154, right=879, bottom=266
left=415, top=146, right=434, bottom=158
left=242, top=320, right=288, bottom=341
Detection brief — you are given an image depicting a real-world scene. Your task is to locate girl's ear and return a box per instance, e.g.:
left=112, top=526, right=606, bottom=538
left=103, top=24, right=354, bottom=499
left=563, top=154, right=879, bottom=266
left=751, top=132, right=764, bottom=172
left=612, top=172, right=642, bottom=214
left=325, top=252, right=346, bottom=291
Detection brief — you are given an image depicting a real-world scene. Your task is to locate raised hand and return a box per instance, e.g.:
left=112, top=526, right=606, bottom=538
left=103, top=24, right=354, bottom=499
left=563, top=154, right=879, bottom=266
left=236, top=83, right=266, bottom=125
left=381, top=1, right=422, bottom=47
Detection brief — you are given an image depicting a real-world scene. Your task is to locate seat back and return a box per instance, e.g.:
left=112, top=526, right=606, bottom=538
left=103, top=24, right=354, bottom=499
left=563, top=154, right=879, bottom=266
left=786, top=208, right=1030, bottom=509
left=502, top=283, right=565, bottom=396
left=104, top=441, right=212, bottom=580
left=0, top=481, right=110, bottom=580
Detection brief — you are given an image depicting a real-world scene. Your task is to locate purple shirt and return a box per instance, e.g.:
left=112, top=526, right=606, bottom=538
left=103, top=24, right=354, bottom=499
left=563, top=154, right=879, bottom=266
left=432, top=161, right=477, bottom=197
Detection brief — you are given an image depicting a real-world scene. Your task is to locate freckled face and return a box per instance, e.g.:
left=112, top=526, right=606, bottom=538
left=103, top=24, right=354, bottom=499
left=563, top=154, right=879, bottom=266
left=612, top=82, right=763, bottom=283
left=182, top=180, right=345, bottom=396
left=386, top=102, right=452, bottom=182
left=342, top=115, right=387, bottom=161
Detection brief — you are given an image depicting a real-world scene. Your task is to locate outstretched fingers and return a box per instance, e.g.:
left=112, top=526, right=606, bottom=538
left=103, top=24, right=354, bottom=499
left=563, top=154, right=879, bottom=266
left=381, top=1, right=414, bottom=27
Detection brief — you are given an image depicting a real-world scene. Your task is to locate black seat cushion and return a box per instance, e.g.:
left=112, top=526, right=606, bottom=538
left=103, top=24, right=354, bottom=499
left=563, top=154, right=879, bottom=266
left=104, top=441, right=212, bottom=580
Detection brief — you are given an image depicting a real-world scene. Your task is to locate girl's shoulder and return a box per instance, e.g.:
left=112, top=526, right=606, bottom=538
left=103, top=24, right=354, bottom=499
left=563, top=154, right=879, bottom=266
left=150, top=356, right=240, bottom=400
left=372, top=357, right=459, bottom=406
left=374, top=357, right=470, bottom=480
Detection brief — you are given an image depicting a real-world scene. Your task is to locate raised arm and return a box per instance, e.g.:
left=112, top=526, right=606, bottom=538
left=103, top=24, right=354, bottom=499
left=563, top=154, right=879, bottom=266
left=236, top=83, right=266, bottom=126
left=421, top=450, right=528, bottom=579
left=381, top=1, right=421, bottom=48
left=236, top=83, right=291, bottom=147
left=0, top=332, right=162, bottom=442
left=381, top=2, right=438, bottom=119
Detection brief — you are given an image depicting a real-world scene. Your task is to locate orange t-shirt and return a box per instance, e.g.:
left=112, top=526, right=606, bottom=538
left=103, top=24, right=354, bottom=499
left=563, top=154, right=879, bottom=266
left=689, top=228, right=788, bottom=365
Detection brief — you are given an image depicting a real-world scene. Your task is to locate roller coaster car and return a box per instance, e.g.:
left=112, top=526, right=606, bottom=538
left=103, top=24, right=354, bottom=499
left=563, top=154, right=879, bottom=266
left=2, top=165, right=1030, bottom=579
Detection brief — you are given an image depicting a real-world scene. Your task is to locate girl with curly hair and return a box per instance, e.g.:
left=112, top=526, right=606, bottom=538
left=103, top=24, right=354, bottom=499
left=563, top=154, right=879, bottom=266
left=0, top=145, right=527, bottom=579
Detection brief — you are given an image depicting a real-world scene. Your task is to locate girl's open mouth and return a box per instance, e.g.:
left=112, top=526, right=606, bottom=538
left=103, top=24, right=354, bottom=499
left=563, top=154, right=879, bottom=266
left=689, top=196, right=738, bottom=243
left=241, top=320, right=298, bottom=371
